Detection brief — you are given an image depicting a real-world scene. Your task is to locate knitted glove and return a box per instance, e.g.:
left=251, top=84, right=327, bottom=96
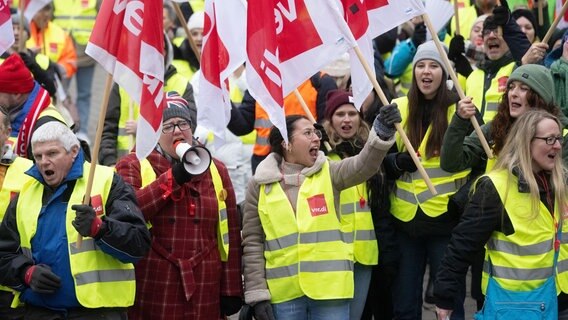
left=395, top=152, right=417, bottom=173
left=23, top=264, right=61, bottom=294
left=448, top=35, right=466, bottom=61
left=71, top=204, right=103, bottom=238
left=411, top=23, right=427, bottom=48
left=220, top=296, right=243, bottom=316
left=454, top=54, right=474, bottom=78
left=373, top=103, right=401, bottom=140
left=253, top=301, right=275, bottom=320
left=171, top=161, right=193, bottom=185
left=492, top=0, right=511, bottom=26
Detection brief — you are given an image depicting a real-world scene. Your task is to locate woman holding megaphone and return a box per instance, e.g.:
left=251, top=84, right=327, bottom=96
left=115, top=91, right=243, bottom=319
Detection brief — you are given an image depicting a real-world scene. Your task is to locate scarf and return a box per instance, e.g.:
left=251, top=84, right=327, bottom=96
left=11, top=82, right=51, bottom=156
left=551, top=58, right=568, bottom=118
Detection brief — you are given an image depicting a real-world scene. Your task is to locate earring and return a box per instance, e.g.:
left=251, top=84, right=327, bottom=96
left=285, top=142, right=292, bottom=153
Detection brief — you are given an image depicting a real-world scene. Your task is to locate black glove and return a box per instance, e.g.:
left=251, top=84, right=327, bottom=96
left=448, top=35, right=466, bottom=61
left=411, top=23, right=427, bottom=48
left=395, top=152, right=417, bottom=173
left=454, top=54, right=474, bottom=78
left=221, top=296, right=243, bottom=316
left=23, top=264, right=61, bottom=294
left=492, top=0, right=510, bottom=26
left=18, top=51, right=57, bottom=96
left=171, top=161, right=193, bottom=185
left=253, top=300, right=275, bottom=320
left=373, top=103, right=401, bottom=140
left=313, top=123, right=329, bottom=155
left=71, top=204, right=103, bottom=238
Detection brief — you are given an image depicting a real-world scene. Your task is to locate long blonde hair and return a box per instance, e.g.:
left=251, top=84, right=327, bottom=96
left=493, top=110, right=568, bottom=219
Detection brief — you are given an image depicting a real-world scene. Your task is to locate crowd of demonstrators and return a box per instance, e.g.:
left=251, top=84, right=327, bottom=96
left=4, top=0, right=568, bottom=319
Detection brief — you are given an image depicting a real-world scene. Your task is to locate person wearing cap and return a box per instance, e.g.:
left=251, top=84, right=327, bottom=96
left=440, top=64, right=567, bottom=311
left=0, top=120, right=150, bottom=319
left=0, top=53, right=68, bottom=158
left=115, top=93, right=243, bottom=319
left=322, top=89, right=398, bottom=320
left=0, top=109, right=32, bottom=319
left=99, top=36, right=196, bottom=166
left=382, top=41, right=470, bottom=320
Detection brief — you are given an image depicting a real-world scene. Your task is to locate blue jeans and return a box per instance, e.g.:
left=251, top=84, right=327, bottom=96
left=75, top=64, right=95, bottom=135
left=272, top=296, right=350, bottom=320
left=350, top=263, right=372, bottom=320
left=392, top=231, right=465, bottom=320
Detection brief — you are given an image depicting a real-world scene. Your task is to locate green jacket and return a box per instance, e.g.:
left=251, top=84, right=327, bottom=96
left=440, top=113, right=568, bottom=173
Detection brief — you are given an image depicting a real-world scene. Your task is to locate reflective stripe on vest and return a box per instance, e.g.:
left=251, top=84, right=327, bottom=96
left=328, top=153, right=378, bottom=265
left=253, top=78, right=318, bottom=156
left=138, top=158, right=229, bottom=261
left=117, top=74, right=190, bottom=153
left=16, top=163, right=136, bottom=308
left=466, top=62, right=515, bottom=123
left=390, top=97, right=471, bottom=222
left=259, top=160, right=353, bottom=303
left=52, top=0, right=97, bottom=45
left=481, top=169, right=561, bottom=294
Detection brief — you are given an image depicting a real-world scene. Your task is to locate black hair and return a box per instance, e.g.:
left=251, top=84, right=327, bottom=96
left=268, top=115, right=309, bottom=156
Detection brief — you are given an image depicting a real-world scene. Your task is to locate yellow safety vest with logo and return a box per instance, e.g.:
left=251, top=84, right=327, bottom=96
left=52, top=0, right=97, bottom=45
left=259, top=160, right=354, bottom=303
left=0, top=156, right=33, bottom=295
left=466, top=62, right=515, bottom=123
left=117, top=74, right=190, bottom=155
left=328, top=153, right=378, bottom=265
left=138, top=158, right=229, bottom=261
left=390, top=97, right=471, bottom=222
left=26, top=22, right=68, bottom=68
left=481, top=169, right=568, bottom=294
left=15, top=163, right=135, bottom=308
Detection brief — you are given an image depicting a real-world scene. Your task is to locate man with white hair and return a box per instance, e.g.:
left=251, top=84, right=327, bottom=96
left=0, top=121, right=151, bottom=318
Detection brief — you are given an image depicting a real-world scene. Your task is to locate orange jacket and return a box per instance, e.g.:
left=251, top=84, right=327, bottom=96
left=27, top=21, right=77, bottom=78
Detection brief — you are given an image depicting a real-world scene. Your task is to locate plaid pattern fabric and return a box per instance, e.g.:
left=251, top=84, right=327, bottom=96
left=115, top=150, right=242, bottom=319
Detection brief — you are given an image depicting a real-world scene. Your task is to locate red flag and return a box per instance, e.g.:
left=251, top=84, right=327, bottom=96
left=0, top=0, right=14, bottom=55
left=198, top=0, right=246, bottom=145
left=22, top=0, right=52, bottom=21
left=86, top=0, right=164, bottom=159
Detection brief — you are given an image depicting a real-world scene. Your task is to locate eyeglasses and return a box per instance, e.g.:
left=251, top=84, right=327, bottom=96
left=533, top=136, right=564, bottom=145
left=482, top=28, right=499, bottom=37
left=162, top=121, right=191, bottom=133
left=293, top=129, right=322, bottom=140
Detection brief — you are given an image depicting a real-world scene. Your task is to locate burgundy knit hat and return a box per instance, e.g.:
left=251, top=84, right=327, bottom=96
left=0, top=54, right=34, bottom=94
left=325, top=89, right=355, bottom=120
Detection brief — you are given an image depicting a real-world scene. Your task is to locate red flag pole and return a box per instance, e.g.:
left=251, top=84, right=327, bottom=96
left=352, top=46, right=437, bottom=195
left=542, top=0, right=568, bottom=44
left=76, top=73, right=113, bottom=248
left=292, top=89, right=332, bottom=151
left=422, top=13, right=494, bottom=160
left=171, top=2, right=201, bottom=64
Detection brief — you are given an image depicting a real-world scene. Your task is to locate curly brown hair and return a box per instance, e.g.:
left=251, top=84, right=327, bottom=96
left=490, top=87, right=559, bottom=156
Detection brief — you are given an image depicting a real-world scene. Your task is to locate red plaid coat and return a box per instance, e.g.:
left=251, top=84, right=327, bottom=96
left=116, top=150, right=242, bottom=319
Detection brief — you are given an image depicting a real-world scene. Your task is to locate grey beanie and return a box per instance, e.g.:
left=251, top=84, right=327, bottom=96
left=506, top=64, right=555, bottom=105
left=11, top=14, right=30, bottom=35
left=412, top=40, right=448, bottom=76
left=163, top=91, right=193, bottom=124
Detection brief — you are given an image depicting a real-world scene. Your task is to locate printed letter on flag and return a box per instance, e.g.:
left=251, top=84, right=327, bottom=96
left=198, top=0, right=246, bottom=145
left=86, top=0, right=164, bottom=159
left=0, top=0, right=14, bottom=55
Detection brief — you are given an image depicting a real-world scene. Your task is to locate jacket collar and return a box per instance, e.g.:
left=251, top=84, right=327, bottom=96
left=254, top=151, right=327, bottom=185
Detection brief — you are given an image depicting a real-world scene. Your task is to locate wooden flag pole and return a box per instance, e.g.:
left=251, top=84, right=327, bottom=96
left=172, top=2, right=201, bottom=64
left=18, top=1, right=25, bottom=51
left=352, top=46, right=437, bottom=195
left=422, top=14, right=494, bottom=160
left=542, top=0, right=568, bottom=44
left=76, top=73, right=114, bottom=248
left=453, top=0, right=461, bottom=36
left=129, top=100, right=135, bottom=150
left=537, top=0, right=544, bottom=26
left=292, top=89, right=332, bottom=151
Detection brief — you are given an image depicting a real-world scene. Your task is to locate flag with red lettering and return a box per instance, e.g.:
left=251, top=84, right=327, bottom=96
left=366, top=0, right=425, bottom=38
left=246, top=0, right=354, bottom=141
left=21, top=0, right=52, bottom=21
left=0, top=0, right=14, bottom=55
left=86, top=0, right=164, bottom=159
left=198, top=0, right=246, bottom=144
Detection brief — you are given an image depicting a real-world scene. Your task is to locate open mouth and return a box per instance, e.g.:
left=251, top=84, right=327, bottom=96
left=548, top=153, right=557, bottom=160
left=488, top=43, right=500, bottom=50
left=309, top=146, right=319, bottom=158
left=44, top=170, right=55, bottom=177
left=341, top=125, right=353, bottom=131
left=510, top=102, right=521, bottom=109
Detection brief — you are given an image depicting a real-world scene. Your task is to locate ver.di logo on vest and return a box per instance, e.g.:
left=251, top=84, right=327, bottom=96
left=307, top=194, right=329, bottom=217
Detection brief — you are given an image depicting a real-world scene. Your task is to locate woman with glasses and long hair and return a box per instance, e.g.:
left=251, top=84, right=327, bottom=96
left=435, top=110, right=568, bottom=319
left=242, top=104, right=400, bottom=320
left=383, top=41, right=470, bottom=320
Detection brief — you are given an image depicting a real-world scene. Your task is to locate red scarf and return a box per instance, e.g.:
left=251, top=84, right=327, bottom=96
left=16, top=86, right=51, bottom=156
